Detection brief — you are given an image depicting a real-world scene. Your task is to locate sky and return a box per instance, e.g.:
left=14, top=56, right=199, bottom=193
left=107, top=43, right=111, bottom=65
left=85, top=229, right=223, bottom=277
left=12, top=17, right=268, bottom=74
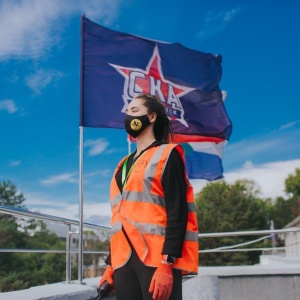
left=1, top=0, right=300, bottom=227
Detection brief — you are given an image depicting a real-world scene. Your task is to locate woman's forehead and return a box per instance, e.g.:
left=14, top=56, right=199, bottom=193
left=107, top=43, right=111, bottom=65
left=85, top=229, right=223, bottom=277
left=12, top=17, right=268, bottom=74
left=127, top=97, right=145, bottom=109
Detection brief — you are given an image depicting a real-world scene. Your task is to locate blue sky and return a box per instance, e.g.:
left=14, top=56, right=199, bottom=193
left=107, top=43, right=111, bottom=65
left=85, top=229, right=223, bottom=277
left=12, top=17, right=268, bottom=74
left=1, top=0, right=300, bottom=226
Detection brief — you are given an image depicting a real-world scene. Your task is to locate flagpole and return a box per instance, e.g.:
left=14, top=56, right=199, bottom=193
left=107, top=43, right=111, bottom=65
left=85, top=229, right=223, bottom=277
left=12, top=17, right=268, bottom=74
left=127, top=135, right=131, bottom=154
left=78, top=126, right=84, bottom=284
left=78, top=15, right=85, bottom=284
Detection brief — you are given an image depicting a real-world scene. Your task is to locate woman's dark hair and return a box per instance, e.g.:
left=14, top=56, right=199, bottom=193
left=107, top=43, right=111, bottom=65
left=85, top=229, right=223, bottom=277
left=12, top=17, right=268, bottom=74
left=133, top=93, right=174, bottom=143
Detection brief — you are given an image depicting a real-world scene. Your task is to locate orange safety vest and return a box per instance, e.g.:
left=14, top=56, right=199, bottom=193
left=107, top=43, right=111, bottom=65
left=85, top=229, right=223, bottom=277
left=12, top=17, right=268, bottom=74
left=109, top=144, right=199, bottom=274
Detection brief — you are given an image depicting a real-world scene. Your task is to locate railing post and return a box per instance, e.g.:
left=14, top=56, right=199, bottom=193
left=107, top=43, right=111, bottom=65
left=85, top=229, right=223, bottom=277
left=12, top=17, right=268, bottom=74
left=66, top=224, right=72, bottom=283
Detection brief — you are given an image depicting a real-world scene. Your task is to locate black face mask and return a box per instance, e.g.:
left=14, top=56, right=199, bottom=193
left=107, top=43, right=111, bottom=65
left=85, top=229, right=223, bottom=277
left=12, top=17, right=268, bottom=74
left=124, top=114, right=151, bottom=138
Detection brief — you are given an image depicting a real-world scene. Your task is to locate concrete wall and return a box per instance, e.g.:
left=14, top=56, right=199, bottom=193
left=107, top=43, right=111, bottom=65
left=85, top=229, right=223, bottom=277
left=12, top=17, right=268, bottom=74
left=0, top=276, right=219, bottom=300
left=285, top=230, right=300, bottom=257
left=199, top=263, right=300, bottom=300
left=219, top=275, right=300, bottom=300
left=1, top=265, right=300, bottom=300
left=183, top=275, right=219, bottom=300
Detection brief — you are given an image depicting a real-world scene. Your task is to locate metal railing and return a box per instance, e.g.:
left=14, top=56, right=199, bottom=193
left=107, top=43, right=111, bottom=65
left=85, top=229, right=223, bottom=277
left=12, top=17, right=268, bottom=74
left=0, top=204, right=110, bottom=283
left=198, top=228, right=300, bottom=238
left=1, top=204, right=300, bottom=283
left=198, top=228, right=300, bottom=254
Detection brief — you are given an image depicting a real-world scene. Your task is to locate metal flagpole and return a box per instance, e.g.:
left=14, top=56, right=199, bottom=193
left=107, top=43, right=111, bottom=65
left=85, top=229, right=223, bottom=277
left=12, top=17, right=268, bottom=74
left=78, top=15, right=85, bottom=284
left=78, top=126, right=84, bottom=284
left=127, top=135, right=131, bottom=154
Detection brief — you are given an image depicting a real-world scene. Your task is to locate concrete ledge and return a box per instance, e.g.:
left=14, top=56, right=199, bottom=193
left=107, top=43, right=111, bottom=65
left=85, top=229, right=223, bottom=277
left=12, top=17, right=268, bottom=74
left=198, top=264, right=300, bottom=276
left=0, top=275, right=220, bottom=300
left=2, top=265, right=300, bottom=300
left=183, top=275, right=219, bottom=300
left=0, top=281, right=98, bottom=300
left=219, top=275, right=300, bottom=300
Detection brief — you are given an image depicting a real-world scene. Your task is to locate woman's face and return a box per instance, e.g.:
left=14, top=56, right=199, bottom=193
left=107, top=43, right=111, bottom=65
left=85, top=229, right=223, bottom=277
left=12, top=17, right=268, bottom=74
left=125, top=98, right=148, bottom=116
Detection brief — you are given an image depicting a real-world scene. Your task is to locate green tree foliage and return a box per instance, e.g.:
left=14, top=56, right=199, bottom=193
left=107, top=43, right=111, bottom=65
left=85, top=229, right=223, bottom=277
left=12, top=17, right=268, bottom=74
left=285, top=168, right=300, bottom=197
left=195, top=179, right=270, bottom=266
left=268, top=196, right=295, bottom=229
left=0, top=181, right=28, bottom=279
left=0, top=181, right=26, bottom=208
left=269, top=168, right=300, bottom=229
left=83, top=230, right=109, bottom=266
left=0, top=181, right=67, bottom=292
left=284, top=168, right=300, bottom=218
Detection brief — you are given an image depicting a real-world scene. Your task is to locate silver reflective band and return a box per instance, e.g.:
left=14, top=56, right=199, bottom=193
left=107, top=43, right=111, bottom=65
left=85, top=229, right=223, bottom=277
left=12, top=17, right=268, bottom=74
left=122, top=190, right=165, bottom=207
left=113, top=220, right=198, bottom=242
left=187, top=202, right=196, bottom=212
left=111, top=193, right=122, bottom=207
left=135, top=222, right=166, bottom=236
left=111, top=221, right=122, bottom=233
left=185, top=230, right=199, bottom=242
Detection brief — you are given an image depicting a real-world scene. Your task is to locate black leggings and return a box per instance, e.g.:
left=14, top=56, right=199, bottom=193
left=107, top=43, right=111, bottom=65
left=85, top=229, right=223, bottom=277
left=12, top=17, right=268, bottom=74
left=114, top=249, right=182, bottom=300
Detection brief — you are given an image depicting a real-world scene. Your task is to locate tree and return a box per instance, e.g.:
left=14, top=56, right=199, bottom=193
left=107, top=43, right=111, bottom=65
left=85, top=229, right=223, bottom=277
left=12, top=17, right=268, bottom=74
left=269, top=168, right=300, bottom=230
left=284, top=168, right=300, bottom=219
left=0, top=181, right=26, bottom=208
left=268, top=196, right=295, bottom=229
left=0, top=181, right=28, bottom=280
left=195, top=179, right=270, bottom=266
left=0, top=181, right=67, bottom=292
left=285, top=168, right=300, bottom=197
left=83, top=230, right=110, bottom=278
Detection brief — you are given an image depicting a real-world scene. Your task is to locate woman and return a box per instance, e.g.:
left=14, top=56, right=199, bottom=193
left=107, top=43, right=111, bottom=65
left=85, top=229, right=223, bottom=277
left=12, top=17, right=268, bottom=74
left=99, top=93, right=198, bottom=300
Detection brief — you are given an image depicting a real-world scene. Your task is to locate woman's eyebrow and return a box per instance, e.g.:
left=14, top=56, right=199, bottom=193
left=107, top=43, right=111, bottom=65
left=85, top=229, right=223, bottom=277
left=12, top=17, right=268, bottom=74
left=125, top=106, right=139, bottom=112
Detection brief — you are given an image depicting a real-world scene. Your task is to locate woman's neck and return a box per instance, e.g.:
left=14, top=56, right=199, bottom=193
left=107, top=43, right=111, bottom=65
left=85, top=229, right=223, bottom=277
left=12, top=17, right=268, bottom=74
left=135, top=133, right=156, bottom=157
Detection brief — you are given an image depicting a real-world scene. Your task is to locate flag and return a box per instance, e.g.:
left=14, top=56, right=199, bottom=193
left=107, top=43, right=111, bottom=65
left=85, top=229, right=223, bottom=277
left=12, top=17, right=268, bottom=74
left=80, top=16, right=232, bottom=140
left=180, top=141, right=226, bottom=180
left=175, top=135, right=226, bottom=180
left=128, top=134, right=226, bottom=180
left=80, top=16, right=232, bottom=180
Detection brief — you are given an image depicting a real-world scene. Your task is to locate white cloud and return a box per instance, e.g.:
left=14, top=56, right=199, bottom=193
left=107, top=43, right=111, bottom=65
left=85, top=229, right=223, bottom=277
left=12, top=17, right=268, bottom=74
left=25, top=69, right=64, bottom=94
left=191, top=159, right=300, bottom=200
left=0, top=0, right=121, bottom=60
left=21, top=159, right=300, bottom=227
left=26, top=196, right=112, bottom=226
left=40, top=172, right=78, bottom=186
left=44, top=204, right=111, bottom=227
left=85, top=169, right=112, bottom=178
left=0, top=99, right=17, bottom=113
left=85, top=138, right=109, bottom=156
left=279, top=120, right=300, bottom=131
left=9, top=160, right=21, bottom=167
left=191, top=123, right=300, bottom=202
left=224, top=125, right=300, bottom=170
left=224, top=138, right=282, bottom=163
left=225, top=159, right=300, bottom=199
left=197, top=7, right=241, bottom=40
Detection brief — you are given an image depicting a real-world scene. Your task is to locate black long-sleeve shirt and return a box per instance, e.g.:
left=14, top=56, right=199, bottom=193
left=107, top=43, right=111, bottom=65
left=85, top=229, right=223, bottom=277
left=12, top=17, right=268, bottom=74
left=106, top=141, right=188, bottom=264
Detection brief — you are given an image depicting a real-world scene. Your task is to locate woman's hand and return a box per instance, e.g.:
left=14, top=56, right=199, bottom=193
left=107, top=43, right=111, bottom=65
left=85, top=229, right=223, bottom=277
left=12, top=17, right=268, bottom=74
left=99, top=265, right=114, bottom=286
left=149, top=262, right=173, bottom=300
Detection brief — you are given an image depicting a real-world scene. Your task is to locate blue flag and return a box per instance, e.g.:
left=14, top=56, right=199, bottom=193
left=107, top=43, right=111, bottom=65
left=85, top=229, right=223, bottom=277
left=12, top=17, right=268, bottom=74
left=80, top=16, right=232, bottom=140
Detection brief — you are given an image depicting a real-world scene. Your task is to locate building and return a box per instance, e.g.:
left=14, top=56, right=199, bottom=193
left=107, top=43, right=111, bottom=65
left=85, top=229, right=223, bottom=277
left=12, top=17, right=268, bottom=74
left=283, top=215, right=300, bottom=257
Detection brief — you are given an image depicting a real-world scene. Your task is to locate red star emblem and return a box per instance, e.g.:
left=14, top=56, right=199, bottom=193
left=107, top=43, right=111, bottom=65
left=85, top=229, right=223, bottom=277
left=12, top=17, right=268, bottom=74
left=109, top=45, right=194, bottom=127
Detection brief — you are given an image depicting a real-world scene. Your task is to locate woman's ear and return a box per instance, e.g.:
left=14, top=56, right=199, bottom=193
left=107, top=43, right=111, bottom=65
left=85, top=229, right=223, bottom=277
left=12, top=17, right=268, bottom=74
left=149, top=112, right=157, bottom=123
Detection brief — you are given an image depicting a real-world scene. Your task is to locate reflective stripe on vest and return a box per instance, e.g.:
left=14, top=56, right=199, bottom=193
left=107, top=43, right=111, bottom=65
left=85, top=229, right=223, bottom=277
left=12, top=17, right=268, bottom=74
left=112, top=219, right=198, bottom=242
left=111, top=192, right=195, bottom=213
